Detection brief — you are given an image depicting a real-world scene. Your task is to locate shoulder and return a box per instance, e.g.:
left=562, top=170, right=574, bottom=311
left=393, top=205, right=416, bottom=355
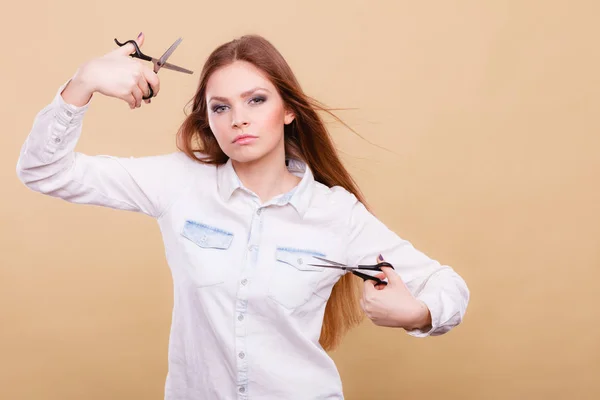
left=310, top=181, right=362, bottom=213
left=131, top=151, right=218, bottom=218
left=138, top=151, right=216, bottom=175
left=112, top=151, right=218, bottom=194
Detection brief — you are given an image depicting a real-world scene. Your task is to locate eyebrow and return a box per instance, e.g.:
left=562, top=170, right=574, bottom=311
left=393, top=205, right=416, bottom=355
left=208, top=87, right=271, bottom=103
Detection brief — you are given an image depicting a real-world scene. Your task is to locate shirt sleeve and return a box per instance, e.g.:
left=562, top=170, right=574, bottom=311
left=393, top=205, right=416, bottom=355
left=16, top=81, right=194, bottom=219
left=345, top=197, right=470, bottom=337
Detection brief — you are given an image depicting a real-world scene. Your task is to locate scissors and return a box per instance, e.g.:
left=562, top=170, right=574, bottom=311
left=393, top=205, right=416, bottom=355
left=308, top=256, right=395, bottom=286
left=114, top=37, right=194, bottom=99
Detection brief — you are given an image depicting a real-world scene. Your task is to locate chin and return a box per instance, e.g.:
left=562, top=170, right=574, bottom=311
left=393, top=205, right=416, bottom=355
left=225, top=146, right=268, bottom=164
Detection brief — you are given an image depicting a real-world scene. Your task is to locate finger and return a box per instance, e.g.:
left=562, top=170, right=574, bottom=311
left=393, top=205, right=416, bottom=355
left=114, top=32, right=145, bottom=56
left=131, top=85, right=143, bottom=108
left=377, top=254, right=400, bottom=284
left=380, top=266, right=401, bottom=285
left=364, top=276, right=377, bottom=288
left=363, top=278, right=377, bottom=298
left=141, top=66, right=160, bottom=97
left=373, top=273, right=387, bottom=290
left=126, top=94, right=136, bottom=109
left=137, top=75, right=151, bottom=101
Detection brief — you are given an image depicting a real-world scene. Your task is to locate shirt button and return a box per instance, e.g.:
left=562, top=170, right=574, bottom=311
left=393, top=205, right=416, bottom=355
left=239, top=351, right=245, bottom=359
left=54, top=137, right=61, bottom=143
left=238, top=314, right=244, bottom=321
left=239, top=386, right=246, bottom=393
left=256, top=208, right=262, bottom=215
left=65, top=110, right=72, bottom=117
left=241, top=279, right=248, bottom=285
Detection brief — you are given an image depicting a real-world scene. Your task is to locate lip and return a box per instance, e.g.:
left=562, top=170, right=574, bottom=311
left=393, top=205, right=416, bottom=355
left=233, top=134, right=258, bottom=144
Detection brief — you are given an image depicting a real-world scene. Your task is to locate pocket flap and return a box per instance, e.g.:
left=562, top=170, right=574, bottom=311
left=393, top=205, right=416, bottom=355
left=181, top=221, right=234, bottom=249
left=275, top=247, right=325, bottom=272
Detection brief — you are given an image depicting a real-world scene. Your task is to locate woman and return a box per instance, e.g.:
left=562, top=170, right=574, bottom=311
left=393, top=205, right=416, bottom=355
left=16, top=32, right=469, bottom=399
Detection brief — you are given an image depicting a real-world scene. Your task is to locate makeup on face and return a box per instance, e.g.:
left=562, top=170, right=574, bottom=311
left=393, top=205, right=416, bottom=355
left=205, top=61, right=290, bottom=162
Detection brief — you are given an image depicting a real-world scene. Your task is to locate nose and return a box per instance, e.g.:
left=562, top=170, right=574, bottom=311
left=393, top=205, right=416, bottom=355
left=231, top=109, right=250, bottom=129
left=232, top=120, right=249, bottom=129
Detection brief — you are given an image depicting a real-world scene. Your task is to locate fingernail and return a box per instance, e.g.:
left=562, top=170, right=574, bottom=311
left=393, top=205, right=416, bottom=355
left=137, top=32, right=143, bottom=39
left=378, top=254, right=384, bottom=261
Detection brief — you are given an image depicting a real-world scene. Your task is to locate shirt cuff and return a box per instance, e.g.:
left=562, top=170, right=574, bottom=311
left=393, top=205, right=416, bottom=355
left=405, top=290, right=451, bottom=338
left=55, top=79, right=92, bottom=118
left=43, top=80, right=91, bottom=161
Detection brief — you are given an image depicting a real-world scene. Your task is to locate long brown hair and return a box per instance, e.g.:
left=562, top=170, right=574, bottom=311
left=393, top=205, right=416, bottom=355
left=176, top=34, right=368, bottom=351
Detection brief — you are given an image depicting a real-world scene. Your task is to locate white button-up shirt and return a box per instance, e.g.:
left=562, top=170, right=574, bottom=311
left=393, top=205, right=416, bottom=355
left=16, top=83, right=470, bottom=400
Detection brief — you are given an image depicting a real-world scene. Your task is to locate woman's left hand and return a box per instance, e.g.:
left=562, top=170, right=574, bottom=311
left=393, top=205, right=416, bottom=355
left=360, top=254, right=432, bottom=331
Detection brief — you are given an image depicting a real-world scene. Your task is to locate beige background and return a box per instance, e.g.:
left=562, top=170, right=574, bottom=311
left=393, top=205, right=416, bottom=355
left=2, top=1, right=599, bottom=399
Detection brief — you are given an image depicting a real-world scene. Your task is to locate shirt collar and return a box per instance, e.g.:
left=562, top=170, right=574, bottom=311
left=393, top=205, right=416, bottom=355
left=216, top=157, right=314, bottom=218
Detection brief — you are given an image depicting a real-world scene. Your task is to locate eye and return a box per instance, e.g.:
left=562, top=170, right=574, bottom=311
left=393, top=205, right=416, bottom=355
left=211, top=104, right=228, bottom=114
left=249, top=96, right=266, bottom=105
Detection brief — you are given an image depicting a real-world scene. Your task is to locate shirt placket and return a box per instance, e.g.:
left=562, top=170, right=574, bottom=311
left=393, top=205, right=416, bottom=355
left=235, top=203, right=264, bottom=399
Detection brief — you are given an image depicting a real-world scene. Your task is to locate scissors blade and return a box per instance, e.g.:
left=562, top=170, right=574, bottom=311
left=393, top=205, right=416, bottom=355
left=149, top=58, right=194, bottom=74
left=154, top=37, right=183, bottom=72
left=159, top=61, right=194, bottom=74
left=307, top=264, right=356, bottom=271
left=312, top=256, right=346, bottom=266
left=308, top=256, right=358, bottom=270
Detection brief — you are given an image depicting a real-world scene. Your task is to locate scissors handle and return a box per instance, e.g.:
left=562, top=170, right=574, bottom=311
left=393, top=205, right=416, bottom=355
left=352, top=270, right=388, bottom=286
left=114, top=38, right=152, bottom=61
left=356, top=261, right=394, bottom=271
left=114, top=38, right=155, bottom=99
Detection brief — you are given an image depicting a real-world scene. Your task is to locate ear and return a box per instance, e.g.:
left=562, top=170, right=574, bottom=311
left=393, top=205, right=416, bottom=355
left=284, top=109, right=295, bottom=125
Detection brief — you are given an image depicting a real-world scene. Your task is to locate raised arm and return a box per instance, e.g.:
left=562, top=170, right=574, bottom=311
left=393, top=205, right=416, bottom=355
left=16, top=33, right=193, bottom=219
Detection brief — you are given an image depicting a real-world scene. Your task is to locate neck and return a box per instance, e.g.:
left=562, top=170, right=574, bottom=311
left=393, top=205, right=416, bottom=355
left=231, top=147, right=301, bottom=204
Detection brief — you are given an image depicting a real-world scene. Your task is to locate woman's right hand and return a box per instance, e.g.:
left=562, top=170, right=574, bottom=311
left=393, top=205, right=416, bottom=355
left=62, top=32, right=160, bottom=109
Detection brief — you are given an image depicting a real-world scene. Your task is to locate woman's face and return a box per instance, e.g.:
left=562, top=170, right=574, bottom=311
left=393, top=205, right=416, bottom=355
left=205, top=60, right=295, bottom=163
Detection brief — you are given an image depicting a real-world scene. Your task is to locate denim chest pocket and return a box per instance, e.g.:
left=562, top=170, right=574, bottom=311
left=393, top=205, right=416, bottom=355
left=180, top=220, right=234, bottom=287
left=268, top=247, right=326, bottom=309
